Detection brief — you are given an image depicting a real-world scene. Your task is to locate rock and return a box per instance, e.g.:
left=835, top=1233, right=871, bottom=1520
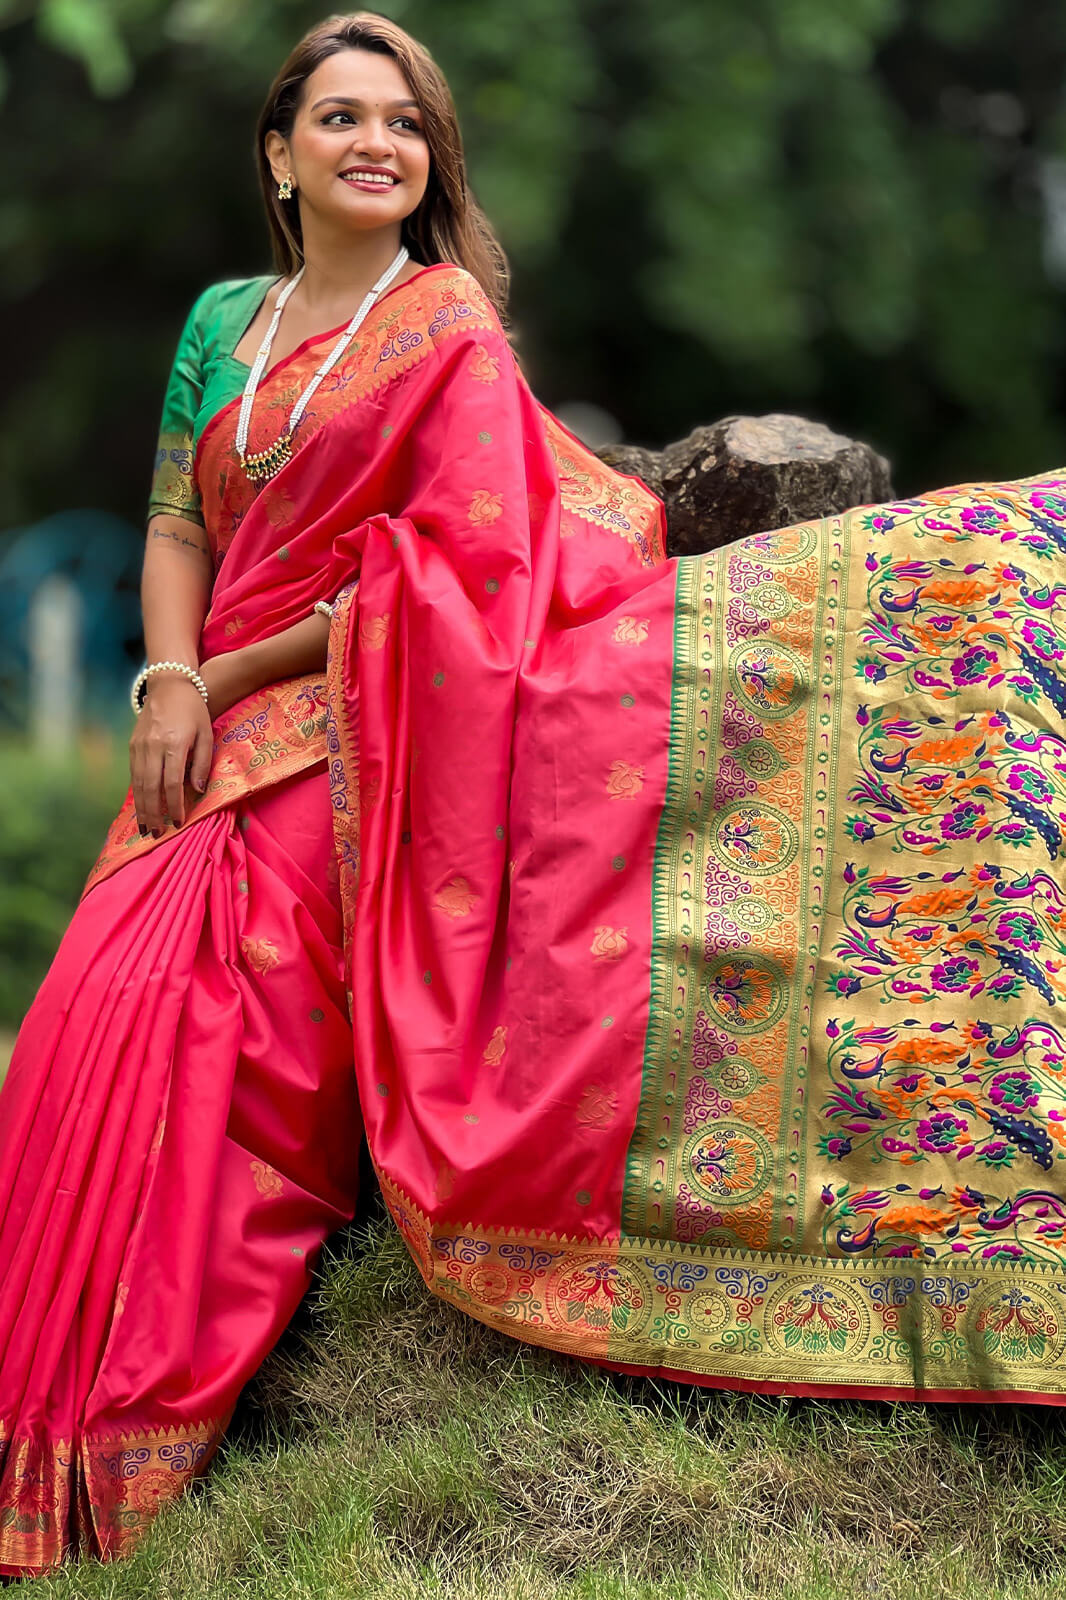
left=597, top=413, right=894, bottom=559
left=597, top=443, right=665, bottom=503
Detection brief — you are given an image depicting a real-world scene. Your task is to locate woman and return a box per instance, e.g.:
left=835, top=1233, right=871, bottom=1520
left=5, top=6, right=1066, bottom=1579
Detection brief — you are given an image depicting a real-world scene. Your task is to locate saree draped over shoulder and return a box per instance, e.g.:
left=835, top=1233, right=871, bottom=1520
left=6, top=258, right=1066, bottom=1572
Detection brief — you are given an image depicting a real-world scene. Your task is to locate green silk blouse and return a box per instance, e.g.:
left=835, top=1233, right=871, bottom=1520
left=146, top=274, right=279, bottom=528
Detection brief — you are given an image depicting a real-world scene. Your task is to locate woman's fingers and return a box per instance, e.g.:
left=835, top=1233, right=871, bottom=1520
left=129, top=733, right=148, bottom=836
left=164, top=745, right=189, bottom=829
left=188, top=722, right=213, bottom=800
left=141, top=742, right=168, bottom=835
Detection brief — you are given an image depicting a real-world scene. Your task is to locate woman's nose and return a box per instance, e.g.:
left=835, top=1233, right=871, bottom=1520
left=352, top=125, right=394, bottom=155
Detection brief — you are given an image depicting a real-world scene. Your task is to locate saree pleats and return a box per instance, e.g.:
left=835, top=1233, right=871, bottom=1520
left=0, top=768, right=359, bottom=1573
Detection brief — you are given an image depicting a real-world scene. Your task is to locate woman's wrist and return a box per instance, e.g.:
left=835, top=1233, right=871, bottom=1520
left=198, top=649, right=260, bottom=719
left=137, top=661, right=208, bottom=713
left=196, top=620, right=328, bottom=720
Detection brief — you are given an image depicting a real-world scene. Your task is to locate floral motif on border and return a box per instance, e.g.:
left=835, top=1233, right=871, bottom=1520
left=816, top=1014, right=1066, bottom=1263
left=377, top=1168, right=1066, bottom=1394
left=0, top=1417, right=224, bottom=1571
left=81, top=671, right=328, bottom=897
left=539, top=409, right=666, bottom=568
left=620, top=517, right=845, bottom=1255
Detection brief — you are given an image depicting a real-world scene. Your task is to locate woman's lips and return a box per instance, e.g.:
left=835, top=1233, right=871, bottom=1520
left=339, top=174, right=399, bottom=194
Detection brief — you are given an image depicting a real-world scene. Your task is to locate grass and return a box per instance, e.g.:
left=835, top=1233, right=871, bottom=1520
left=16, top=1197, right=1066, bottom=1599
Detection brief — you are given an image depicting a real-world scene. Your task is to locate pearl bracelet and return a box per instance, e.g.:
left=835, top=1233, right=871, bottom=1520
left=314, top=599, right=335, bottom=620
left=130, top=660, right=210, bottom=715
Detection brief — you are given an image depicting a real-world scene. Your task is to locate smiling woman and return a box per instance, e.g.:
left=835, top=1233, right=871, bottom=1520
left=266, top=61, right=430, bottom=223
left=7, top=1, right=1066, bottom=1585
left=0, top=12, right=518, bottom=1575
left=318, top=98, right=423, bottom=188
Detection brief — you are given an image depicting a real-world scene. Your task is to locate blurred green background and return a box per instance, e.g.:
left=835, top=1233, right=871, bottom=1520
left=3, top=0, right=1066, bottom=1029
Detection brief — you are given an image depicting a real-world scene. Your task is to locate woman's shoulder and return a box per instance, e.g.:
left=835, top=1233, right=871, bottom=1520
left=201, top=273, right=273, bottom=310
left=414, top=262, right=504, bottom=346
left=425, top=260, right=491, bottom=305
left=182, top=275, right=275, bottom=334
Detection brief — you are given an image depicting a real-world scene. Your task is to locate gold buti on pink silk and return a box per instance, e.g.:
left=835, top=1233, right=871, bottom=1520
left=67, top=267, right=1066, bottom=1392
left=10, top=259, right=1066, bottom=1572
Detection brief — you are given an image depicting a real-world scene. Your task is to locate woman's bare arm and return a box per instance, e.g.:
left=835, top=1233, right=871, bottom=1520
left=141, top=512, right=213, bottom=664
left=130, top=512, right=214, bottom=834
left=198, top=611, right=331, bottom=719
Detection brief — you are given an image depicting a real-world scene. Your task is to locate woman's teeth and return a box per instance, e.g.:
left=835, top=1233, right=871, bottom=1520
left=342, top=173, right=396, bottom=187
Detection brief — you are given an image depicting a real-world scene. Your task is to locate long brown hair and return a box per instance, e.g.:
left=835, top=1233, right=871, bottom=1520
left=254, top=11, right=512, bottom=332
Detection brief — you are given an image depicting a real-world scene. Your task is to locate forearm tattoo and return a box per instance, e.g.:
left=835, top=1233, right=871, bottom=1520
left=151, top=526, right=210, bottom=556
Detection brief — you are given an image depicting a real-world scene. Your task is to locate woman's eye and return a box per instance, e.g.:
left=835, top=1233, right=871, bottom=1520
left=323, top=112, right=420, bottom=131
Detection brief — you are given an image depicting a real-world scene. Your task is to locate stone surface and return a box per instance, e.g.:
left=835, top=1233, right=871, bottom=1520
left=597, top=412, right=894, bottom=558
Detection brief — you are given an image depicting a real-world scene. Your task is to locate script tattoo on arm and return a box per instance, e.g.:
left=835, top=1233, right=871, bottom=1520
left=151, top=525, right=210, bottom=556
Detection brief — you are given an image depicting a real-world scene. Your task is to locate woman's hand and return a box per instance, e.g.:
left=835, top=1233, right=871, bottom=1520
left=130, top=676, right=214, bottom=835
left=127, top=622, right=330, bottom=837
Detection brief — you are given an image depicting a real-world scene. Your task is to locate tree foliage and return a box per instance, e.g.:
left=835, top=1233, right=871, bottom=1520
left=3, top=0, right=1066, bottom=533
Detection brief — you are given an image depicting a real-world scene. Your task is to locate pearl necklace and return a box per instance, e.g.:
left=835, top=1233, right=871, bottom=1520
left=236, top=244, right=410, bottom=484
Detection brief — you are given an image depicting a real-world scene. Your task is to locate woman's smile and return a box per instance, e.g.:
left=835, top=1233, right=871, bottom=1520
left=339, top=168, right=401, bottom=194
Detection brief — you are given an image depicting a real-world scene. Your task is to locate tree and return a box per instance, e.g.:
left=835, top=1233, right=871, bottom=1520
left=2, top=0, right=1065, bottom=534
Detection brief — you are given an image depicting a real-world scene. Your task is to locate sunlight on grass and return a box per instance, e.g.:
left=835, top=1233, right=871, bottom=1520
left=16, top=1215, right=1066, bottom=1598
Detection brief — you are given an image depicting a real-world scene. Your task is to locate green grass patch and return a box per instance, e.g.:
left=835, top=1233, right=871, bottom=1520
left=16, top=1211, right=1066, bottom=1598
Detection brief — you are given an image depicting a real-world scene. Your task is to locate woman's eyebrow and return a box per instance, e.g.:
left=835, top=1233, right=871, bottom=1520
left=310, top=95, right=421, bottom=111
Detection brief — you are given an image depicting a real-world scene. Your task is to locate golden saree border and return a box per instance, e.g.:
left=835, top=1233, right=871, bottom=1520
left=82, top=671, right=328, bottom=897
left=622, top=520, right=847, bottom=1252
left=378, top=1168, right=1066, bottom=1397
left=539, top=404, right=666, bottom=565
left=325, top=582, right=361, bottom=962
left=608, top=473, right=1066, bottom=1396
left=0, top=1416, right=225, bottom=1571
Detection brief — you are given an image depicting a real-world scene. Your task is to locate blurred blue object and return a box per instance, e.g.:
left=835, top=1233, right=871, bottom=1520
left=0, top=512, right=142, bottom=730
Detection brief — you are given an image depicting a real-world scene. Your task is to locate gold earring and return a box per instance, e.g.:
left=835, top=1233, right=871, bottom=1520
left=277, top=173, right=295, bottom=200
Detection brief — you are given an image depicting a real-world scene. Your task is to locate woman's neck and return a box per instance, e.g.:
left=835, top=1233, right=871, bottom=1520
left=291, top=227, right=407, bottom=315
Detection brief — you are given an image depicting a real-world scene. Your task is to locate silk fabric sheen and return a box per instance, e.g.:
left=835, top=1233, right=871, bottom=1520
left=6, top=260, right=1066, bottom=1573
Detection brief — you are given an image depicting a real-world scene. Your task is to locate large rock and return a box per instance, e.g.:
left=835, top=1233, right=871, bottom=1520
left=598, top=413, right=894, bottom=558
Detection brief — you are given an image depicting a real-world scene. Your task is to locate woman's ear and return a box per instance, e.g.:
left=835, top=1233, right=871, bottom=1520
left=264, top=129, right=290, bottom=186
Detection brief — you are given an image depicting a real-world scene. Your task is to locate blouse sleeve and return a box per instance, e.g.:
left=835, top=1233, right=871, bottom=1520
left=145, top=284, right=217, bottom=527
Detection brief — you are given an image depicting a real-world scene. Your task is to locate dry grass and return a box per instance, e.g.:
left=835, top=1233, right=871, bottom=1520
left=18, top=1206, right=1066, bottom=1598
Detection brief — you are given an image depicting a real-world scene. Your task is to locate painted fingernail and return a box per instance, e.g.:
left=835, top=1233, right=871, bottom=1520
left=194, top=777, right=206, bottom=793
left=138, top=824, right=148, bottom=837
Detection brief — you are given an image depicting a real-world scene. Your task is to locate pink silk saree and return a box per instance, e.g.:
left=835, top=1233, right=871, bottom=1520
left=7, top=258, right=1066, bottom=1572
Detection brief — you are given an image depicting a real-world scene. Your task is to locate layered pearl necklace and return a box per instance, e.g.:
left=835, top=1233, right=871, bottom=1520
left=236, top=243, right=410, bottom=484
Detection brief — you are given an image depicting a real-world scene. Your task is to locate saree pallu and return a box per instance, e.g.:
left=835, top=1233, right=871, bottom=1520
left=161, top=264, right=1066, bottom=1411
left=8, top=259, right=1066, bottom=1570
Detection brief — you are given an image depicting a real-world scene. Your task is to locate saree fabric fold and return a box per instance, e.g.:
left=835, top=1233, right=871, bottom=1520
left=8, top=257, right=1066, bottom=1570
left=0, top=768, right=358, bottom=1572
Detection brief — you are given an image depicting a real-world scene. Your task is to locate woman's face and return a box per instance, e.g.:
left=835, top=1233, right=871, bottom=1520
left=269, top=47, right=431, bottom=233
